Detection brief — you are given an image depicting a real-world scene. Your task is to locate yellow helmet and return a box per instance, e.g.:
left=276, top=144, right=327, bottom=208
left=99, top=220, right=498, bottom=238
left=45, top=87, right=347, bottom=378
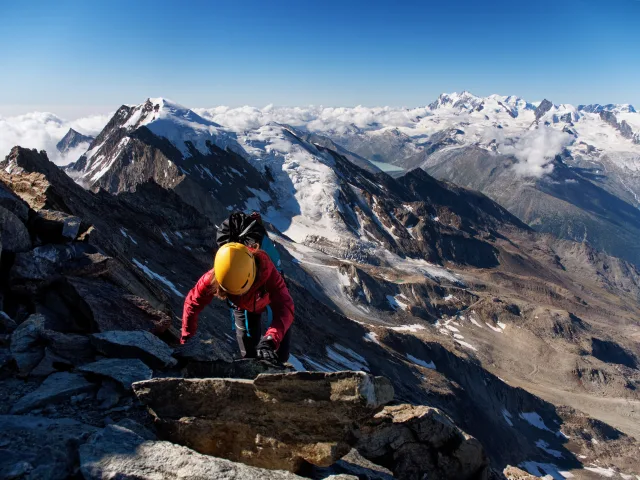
left=214, top=243, right=256, bottom=295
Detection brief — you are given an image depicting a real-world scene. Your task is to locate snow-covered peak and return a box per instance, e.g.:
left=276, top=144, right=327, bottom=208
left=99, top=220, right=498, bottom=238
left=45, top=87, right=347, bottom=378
left=120, top=98, right=243, bottom=158
left=429, top=91, right=482, bottom=111
left=578, top=104, right=637, bottom=114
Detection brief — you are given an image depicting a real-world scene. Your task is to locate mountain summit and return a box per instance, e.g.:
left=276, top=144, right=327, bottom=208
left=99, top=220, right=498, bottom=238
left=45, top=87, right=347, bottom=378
left=56, top=128, right=95, bottom=155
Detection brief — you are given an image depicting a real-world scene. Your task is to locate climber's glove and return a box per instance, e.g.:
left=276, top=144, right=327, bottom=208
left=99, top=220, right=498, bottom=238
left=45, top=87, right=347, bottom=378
left=256, top=335, right=278, bottom=363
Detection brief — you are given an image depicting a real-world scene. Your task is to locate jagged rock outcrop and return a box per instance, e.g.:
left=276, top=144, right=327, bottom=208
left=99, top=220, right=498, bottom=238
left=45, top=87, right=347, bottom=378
left=133, top=371, right=394, bottom=471
left=355, top=405, right=490, bottom=480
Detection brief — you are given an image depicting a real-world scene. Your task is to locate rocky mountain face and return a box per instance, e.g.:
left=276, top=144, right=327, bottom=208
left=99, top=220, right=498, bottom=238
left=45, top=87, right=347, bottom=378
left=66, top=98, right=269, bottom=224
left=56, top=128, right=95, bottom=155
left=2, top=142, right=640, bottom=479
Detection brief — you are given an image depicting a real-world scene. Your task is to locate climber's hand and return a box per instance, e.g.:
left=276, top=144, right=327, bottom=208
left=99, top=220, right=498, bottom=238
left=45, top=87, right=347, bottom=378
left=256, top=335, right=278, bottom=363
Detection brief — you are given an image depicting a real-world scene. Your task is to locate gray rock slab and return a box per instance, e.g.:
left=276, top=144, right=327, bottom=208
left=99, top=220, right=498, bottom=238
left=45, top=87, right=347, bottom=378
left=79, top=422, right=304, bottom=480
left=79, top=358, right=152, bottom=389
left=11, top=371, right=97, bottom=414
left=0, top=415, right=97, bottom=480
left=91, top=330, right=176, bottom=369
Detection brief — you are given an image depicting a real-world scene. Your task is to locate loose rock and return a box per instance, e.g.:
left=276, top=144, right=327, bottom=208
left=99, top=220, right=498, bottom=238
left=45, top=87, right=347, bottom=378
left=92, top=330, right=176, bottom=369
left=79, top=358, right=152, bottom=389
left=0, top=415, right=97, bottom=480
left=11, top=371, right=97, bottom=414
left=10, top=314, right=45, bottom=376
left=133, top=371, right=394, bottom=471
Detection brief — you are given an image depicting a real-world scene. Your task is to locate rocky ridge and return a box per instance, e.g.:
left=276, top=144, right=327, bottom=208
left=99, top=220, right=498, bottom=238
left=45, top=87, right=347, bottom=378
left=1, top=145, right=640, bottom=478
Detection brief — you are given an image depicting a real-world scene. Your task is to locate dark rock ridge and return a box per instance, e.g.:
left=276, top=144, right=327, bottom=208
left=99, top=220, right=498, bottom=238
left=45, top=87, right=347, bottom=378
left=56, top=128, right=95, bottom=155
left=534, top=99, right=554, bottom=122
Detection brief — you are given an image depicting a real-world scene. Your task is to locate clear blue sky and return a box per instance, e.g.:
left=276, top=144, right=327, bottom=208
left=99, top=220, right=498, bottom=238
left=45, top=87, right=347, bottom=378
left=0, top=0, right=638, bottom=117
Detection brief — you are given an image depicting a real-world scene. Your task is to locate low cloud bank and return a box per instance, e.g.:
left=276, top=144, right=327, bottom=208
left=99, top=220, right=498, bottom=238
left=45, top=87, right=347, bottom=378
left=194, top=105, right=431, bottom=134
left=0, top=112, right=110, bottom=166
left=501, top=127, right=572, bottom=178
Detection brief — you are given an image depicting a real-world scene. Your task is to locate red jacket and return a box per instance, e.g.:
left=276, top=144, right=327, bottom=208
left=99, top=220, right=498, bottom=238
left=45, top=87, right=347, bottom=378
left=181, top=250, right=294, bottom=349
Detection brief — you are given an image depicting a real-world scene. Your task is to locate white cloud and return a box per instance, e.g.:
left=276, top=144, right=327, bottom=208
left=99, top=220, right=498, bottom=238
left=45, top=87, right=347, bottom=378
left=501, top=127, right=572, bottom=178
left=0, top=111, right=110, bottom=166
left=193, top=104, right=431, bottom=135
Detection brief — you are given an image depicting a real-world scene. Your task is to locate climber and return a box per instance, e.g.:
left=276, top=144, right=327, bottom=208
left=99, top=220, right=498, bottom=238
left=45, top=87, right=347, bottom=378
left=180, top=212, right=294, bottom=363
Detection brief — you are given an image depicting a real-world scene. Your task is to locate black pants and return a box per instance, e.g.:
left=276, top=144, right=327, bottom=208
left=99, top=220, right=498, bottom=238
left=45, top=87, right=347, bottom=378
left=232, top=309, right=291, bottom=363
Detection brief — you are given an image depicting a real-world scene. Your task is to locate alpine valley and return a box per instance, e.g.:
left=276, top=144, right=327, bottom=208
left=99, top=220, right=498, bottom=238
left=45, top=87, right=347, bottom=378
left=2, top=92, right=640, bottom=480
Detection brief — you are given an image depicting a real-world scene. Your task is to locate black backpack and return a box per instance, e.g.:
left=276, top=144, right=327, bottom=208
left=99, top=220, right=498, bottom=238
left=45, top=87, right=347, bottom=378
left=216, top=212, right=267, bottom=249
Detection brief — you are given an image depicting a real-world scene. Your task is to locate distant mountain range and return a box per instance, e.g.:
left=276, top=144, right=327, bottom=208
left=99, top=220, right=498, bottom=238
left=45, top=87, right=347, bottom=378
left=197, top=92, right=640, bottom=266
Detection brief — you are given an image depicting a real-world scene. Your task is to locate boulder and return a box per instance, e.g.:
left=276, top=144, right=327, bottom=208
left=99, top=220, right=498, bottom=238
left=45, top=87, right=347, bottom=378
left=11, top=371, right=97, bottom=414
left=42, top=330, right=95, bottom=365
left=182, top=358, right=294, bottom=379
left=10, top=314, right=46, bottom=376
left=29, top=209, right=82, bottom=243
left=91, top=330, right=177, bottom=368
left=0, top=205, right=30, bottom=253
left=79, top=358, right=152, bottom=389
left=355, top=404, right=490, bottom=480
left=0, top=415, right=97, bottom=480
left=80, top=421, right=306, bottom=480
left=133, top=371, right=394, bottom=471
left=57, top=277, right=172, bottom=333
left=11, top=243, right=108, bottom=281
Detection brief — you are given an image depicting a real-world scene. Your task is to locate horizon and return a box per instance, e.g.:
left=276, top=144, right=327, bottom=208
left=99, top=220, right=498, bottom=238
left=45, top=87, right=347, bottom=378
left=1, top=0, right=639, bottom=118
left=1, top=89, right=637, bottom=122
